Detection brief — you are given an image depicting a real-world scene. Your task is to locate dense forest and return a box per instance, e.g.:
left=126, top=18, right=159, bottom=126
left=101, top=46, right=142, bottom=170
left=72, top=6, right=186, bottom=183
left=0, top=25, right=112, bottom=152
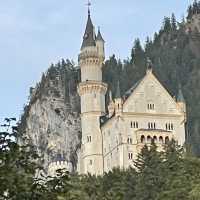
left=1, top=118, right=200, bottom=199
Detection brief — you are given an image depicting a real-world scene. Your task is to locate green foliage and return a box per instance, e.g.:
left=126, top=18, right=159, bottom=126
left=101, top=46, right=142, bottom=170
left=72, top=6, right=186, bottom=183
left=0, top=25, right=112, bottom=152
left=0, top=118, right=41, bottom=199
left=2, top=119, right=200, bottom=199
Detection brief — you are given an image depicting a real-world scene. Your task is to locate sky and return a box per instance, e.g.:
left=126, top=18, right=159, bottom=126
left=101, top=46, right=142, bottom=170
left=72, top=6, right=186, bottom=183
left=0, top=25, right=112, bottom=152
left=0, top=0, right=192, bottom=121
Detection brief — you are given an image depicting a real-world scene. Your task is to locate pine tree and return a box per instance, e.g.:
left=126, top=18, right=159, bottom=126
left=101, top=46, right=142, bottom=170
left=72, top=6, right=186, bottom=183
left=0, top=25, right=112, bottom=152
left=134, top=143, right=163, bottom=200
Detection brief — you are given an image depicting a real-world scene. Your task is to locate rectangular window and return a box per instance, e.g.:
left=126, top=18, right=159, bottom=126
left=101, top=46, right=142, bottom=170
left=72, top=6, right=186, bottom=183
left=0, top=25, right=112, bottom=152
left=131, top=121, right=139, bottom=128
left=128, top=152, right=133, bottom=160
left=148, top=122, right=156, bottom=129
left=148, top=103, right=155, bottom=110
left=166, top=123, right=174, bottom=131
left=87, top=136, right=92, bottom=143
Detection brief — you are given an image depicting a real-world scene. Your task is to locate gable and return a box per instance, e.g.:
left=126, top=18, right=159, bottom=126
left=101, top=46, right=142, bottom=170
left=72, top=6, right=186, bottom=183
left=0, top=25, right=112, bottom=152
left=123, top=71, right=181, bottom=115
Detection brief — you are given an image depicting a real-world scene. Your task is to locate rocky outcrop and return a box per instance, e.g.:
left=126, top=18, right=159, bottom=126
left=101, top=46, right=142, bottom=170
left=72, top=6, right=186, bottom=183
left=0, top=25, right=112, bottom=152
left=19, top=60, right=81, bottom=172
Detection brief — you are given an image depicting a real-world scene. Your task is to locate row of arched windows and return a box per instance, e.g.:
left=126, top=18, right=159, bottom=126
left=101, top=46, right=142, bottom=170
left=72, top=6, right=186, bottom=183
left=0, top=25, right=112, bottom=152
left=141, top=135, right=169, bottom=144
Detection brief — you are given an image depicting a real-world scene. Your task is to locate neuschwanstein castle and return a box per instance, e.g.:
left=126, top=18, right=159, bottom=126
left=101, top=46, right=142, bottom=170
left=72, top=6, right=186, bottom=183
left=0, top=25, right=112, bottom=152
left=48, top=9, right=186, bottom=176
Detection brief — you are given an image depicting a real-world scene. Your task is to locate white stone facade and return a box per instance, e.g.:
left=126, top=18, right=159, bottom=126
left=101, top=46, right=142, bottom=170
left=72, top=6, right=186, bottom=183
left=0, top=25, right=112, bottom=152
left=77, top=13, right=186, bottom=175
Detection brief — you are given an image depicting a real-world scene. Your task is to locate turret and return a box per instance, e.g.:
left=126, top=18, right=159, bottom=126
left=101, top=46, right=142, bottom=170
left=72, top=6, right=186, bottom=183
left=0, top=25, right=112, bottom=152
left=48, top=153, right=72, bottom=177
left=108, top=90, right=115, bottom=117
left=96, top=27, right=105, bottom=60
left=115, top=81, right=123, bottom=116
left=78, top=8, right=107, bottom=175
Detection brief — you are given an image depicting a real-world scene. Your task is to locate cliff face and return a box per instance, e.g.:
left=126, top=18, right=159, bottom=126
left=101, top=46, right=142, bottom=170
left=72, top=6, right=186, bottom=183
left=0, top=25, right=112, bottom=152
left=19, top=60, right=81, bottom=172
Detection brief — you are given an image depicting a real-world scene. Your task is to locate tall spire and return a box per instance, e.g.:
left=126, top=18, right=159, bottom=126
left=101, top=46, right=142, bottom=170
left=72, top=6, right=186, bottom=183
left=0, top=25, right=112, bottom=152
left=81, top=1, right=96, bottom=50
left=86, top=0, right=91, bottom=16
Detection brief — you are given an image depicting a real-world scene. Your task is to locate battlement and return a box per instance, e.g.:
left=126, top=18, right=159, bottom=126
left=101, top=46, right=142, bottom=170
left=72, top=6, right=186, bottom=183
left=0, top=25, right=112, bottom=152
left=78, top=81, right=107, bottom=96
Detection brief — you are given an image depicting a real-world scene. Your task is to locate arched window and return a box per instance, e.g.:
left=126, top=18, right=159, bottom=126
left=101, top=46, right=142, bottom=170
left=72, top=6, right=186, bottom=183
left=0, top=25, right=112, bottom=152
left=141, top=135, right=145, bottom=143
left=159, top=136, right=163, bottom=144
left=153, top=136, right=157, bottom=143
left=165, top=136, right=169, bottom=144
left=154, top=123, right=156, bottom=129
left=147, top=136, right=152, bottom=144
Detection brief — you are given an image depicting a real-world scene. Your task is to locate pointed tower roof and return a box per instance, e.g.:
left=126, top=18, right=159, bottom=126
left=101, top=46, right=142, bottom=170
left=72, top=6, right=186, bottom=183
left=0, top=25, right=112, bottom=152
left=96, top=27, right=105, bottom=42
left=115, top=81, right=121, bottom=99
left=177, top=84, right=185, bottom=103
left=81, top=11, right=96, bottom=50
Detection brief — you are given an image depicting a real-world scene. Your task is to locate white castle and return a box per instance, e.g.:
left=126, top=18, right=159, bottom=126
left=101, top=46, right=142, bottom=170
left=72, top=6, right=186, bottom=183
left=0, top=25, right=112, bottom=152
left=76, top=10, right=186, bottom=175
left=48, top=9, right=186, bottom=176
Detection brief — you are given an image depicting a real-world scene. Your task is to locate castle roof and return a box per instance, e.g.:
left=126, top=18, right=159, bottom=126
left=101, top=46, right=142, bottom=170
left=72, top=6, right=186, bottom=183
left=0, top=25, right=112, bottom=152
left=123, top=79, right=142, bottom=100
left=81, top=12, right=96, bottom=50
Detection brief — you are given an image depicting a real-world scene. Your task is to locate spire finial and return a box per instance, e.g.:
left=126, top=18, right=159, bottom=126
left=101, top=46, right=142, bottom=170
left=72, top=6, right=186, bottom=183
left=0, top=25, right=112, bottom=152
left=86, top=0, right=91, bottom=16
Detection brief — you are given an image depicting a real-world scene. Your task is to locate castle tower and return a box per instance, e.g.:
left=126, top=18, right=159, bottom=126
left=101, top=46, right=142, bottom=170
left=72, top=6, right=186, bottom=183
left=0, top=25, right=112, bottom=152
left=78, top=9, right=107, bottom=175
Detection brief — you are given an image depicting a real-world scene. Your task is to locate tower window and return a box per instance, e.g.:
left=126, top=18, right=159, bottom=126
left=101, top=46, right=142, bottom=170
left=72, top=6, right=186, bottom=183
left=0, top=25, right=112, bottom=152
left=87, top=136, right=92, bottom=143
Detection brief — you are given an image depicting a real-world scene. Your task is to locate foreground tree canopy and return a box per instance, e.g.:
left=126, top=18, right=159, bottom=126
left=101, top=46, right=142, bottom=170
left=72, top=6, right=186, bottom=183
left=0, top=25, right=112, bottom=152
left=1, top=118, right=200, bottom=200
